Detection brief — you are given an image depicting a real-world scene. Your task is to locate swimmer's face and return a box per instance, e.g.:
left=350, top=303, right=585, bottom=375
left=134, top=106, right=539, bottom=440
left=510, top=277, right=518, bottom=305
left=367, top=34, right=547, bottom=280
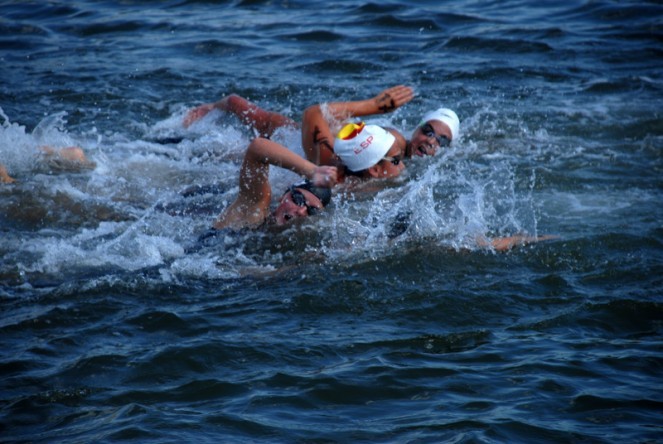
left=407, top=120, right=452, bottom=158
left=370, top=142, right=406, bottom=179
left=274, top=187, right=324, bottom=225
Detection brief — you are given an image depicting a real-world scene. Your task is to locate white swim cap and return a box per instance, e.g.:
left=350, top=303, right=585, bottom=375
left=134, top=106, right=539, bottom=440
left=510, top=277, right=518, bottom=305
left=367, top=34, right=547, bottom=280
left=334, top=122, right=395, bottom=172
left=421, top=108, right=460, bottom=141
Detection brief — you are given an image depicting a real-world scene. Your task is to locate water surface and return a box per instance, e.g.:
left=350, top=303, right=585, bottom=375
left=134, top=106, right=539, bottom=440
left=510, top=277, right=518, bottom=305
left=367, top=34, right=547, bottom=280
left=1, top=1, right=662, bottom=442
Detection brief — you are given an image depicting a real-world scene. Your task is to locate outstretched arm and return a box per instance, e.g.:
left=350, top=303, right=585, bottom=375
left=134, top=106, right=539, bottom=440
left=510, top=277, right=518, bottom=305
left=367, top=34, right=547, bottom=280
left=301, top=85, right=414, bottom=165
left=213, top=138, right=337, bottom=229
left=183, top=94, right=297, bottom=137
left=478, top=234, right=559, bottom=251
left=325, top=85, right=414, bottom=119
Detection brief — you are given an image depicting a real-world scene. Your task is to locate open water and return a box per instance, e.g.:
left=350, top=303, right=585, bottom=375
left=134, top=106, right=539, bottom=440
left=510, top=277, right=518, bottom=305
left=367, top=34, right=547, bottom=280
left=1, top=1, right=662, bottom=443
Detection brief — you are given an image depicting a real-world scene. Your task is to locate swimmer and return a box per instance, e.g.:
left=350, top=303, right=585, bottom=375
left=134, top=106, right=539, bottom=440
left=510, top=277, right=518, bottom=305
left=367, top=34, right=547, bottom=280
left=211, top=137, right=337, bottom=230
left=0, top=145, right=95, bottom=184
left=38, top=145, right=96, bottom=171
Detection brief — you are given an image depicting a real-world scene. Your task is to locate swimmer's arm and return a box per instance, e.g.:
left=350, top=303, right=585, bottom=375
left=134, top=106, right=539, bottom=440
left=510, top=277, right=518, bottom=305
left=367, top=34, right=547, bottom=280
left=213, top=138, right=275, bottom=229
left=183, top=94, right=296, bottom=136
left=214, top=138, right=338, bottom=229
left=301, top=104, right=338, bottom=166
left=477, top=234, right=559, bottom=251
left=324, top=85, right=414, bottom=118
left=226, top=137, right=327, bottom=214
left=247, top=138, right=337, bottom=187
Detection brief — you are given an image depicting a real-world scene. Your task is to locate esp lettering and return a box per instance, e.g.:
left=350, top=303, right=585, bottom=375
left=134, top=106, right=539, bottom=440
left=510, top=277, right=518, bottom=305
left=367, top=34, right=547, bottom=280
left=354, top=135, right=373, bottom=154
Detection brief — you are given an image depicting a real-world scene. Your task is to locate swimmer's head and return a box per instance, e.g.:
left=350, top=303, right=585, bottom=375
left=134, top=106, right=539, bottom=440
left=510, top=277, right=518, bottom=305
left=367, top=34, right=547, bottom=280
left=292, top=179, right=332, bottom=207
left=274, top=180, right=332, bottom=225
left=421, top=108, right=459, bottom=141
left=407, top=108, right=459, bottom=157
left=335, top=123, right=395, bottom=171
left=335, top=122, right=405, bottom=178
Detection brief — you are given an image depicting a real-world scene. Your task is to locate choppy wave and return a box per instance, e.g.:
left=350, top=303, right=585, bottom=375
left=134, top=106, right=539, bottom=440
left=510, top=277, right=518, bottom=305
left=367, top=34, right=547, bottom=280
left=1, top=0, right=662, bottom=442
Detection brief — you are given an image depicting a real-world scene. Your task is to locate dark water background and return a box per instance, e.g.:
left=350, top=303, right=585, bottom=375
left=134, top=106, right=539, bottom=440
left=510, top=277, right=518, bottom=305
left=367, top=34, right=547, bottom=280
left=1, top=1, right=662, bottom=442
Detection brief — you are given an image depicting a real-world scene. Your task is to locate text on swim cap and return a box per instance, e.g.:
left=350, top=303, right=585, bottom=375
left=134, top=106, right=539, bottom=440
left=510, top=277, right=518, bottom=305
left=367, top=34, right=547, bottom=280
left=354, top=135, right=373, bottom=154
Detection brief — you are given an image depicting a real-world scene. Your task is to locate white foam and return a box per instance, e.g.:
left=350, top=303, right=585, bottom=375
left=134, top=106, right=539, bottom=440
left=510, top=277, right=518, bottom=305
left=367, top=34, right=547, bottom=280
left=2, top=104, right=555, bottom=283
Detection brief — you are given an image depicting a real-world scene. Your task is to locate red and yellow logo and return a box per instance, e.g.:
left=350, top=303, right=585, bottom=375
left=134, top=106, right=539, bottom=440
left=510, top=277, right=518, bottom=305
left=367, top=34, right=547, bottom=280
left=338, top=122, right=366, bottom=140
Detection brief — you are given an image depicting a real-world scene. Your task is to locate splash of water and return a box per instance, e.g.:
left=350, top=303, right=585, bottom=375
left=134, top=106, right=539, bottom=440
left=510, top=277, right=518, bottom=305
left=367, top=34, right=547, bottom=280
left=1, top=105, right=542, bottom=286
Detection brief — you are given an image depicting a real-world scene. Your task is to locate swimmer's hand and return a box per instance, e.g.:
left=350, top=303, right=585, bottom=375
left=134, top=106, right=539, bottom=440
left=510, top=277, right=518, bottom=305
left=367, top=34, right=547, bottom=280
left=479, top=234, right=560, bottom=251
left=311, top=165, right=338, bottom=188
left=373, top=85, right=414, bottom=114
left=0, top=164, right=15, bottom=184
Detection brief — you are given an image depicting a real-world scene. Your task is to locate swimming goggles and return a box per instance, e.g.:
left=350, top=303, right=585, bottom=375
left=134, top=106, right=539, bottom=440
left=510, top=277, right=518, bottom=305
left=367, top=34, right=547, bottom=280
left=421, top=123, right=451, bottom=148
left=288, top=186, right=320, bottom=216
left=381, top=155, right=402, bottom=165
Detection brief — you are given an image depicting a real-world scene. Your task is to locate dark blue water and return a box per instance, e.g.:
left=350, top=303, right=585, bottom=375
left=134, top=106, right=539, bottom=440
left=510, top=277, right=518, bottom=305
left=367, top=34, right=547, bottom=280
left=1, top=1, right=662, bottom=442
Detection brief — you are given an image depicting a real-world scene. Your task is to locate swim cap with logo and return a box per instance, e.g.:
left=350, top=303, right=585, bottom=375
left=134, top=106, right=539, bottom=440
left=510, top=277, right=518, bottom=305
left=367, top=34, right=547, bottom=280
left=334, top=122, right=396, bottom=172
left=420, top=108, right=460, bottom=141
